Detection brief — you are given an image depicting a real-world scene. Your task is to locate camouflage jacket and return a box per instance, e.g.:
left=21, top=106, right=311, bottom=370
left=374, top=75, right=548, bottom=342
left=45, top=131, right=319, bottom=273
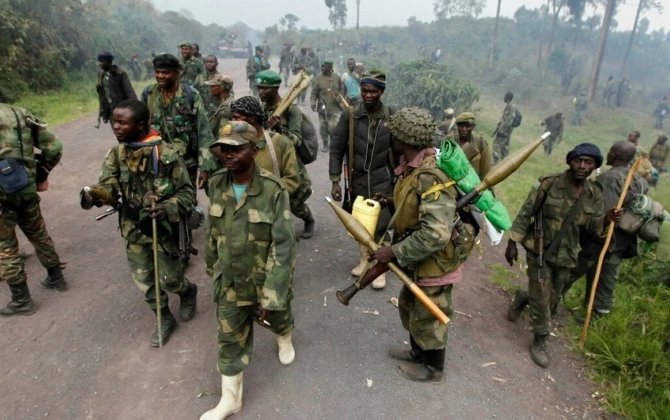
left=205, top=166, right=296, bottom=310
left=96, top=137, right=196, bottom=245
left=310, top=73, right=343, bottom=115
left=246, top=55, right=270, bottom=80
left=194, top=71, right=219, bottom=115
left=255, top=132, right=300, bottom=195
left=208, top=96, right=233, bottom=139
left=263, top=100, right=303, bottom=147
left=649, top=143, right=668, bottom=171
left=0, top=104, right=62, bottom=196
left=391, top=153, right=468, bottom=278
left=292, top=54, right=313, bottom=74
left=447, top=133, right=493, bottom=179
left=497, top=103, right=516, bottom=137
left=141, top=83, right=216, bottom=172
left=180, top=57, right=205, bottom=86
left=509, top=171, right=605, bottom=268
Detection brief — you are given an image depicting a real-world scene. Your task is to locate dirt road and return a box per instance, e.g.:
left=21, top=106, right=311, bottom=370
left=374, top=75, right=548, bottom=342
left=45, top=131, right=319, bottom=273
left=0, top=59, right=602, bottom=419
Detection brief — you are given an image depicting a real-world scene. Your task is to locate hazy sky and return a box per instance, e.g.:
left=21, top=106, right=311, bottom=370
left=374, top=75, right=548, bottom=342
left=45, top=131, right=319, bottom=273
left=152, top=0, right=666, bottom=33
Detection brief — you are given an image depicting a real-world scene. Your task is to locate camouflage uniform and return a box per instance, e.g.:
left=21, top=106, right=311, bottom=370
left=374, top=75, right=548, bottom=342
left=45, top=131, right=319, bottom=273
left=208, top=96, right=233, bottom=139
left=541, top=113, right=564, bottom=156
left=254, top=132, right=300, bottom=196
left=195, top=71, right=220, bottom=116
left=509, top=171, right=605, bottom=336
left=0, top=105, right=63, bottom=288
left=141, top=83, right=217, bottom=185
left=93, top=137, right=196, bottom=310
left=310, top=72, right=343, bottom=149
left=245, top=54, right=270, bottom=98
left=262, top=102, right=313, bottom=220
left=649, top=140, right=669, bottom=172
left=180, top=57, right=205, bottom=86
left=205, top=166, right=296, bottom=376
left=493, top=103, right=516, bottom=163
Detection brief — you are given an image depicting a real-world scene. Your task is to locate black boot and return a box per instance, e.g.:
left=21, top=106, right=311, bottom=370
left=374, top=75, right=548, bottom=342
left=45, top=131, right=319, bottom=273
left=178, top=283, right=198, bottom=322
left=388, top=335, right=424, bottom=363
left=398, top=348, right=445, bottom=383
left=529, top=334, right=549, bottom=368
left=301, top=209, right=315, bottom=239
left=507, top=289, right=529, bottom=322
left=0, top=283, right=37, bottom=316
left=40, top=266, right=68, bottom=291
left=150, top=306, right=178, bottom=347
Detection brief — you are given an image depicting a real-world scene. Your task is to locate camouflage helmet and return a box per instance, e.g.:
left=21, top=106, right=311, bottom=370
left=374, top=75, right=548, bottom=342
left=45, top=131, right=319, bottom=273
left=387, top=107, right=436, bottom=147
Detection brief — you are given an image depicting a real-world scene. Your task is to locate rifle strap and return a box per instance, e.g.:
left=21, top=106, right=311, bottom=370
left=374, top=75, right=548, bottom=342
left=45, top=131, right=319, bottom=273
left=10, top=107, right=25, bottom=161
left=263, top=131, right=281, bottom=178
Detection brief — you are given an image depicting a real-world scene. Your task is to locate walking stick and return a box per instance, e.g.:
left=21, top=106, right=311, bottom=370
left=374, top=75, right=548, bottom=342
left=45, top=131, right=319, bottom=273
left=579, top=158, right=641, bottom=348
left=151, top=197, right=163, bottom=347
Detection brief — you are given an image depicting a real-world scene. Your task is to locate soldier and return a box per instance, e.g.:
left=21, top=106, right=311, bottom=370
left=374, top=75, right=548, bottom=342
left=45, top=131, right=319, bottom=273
left=141, top=53, right=216, bottom=189
left=436, top=108, right=456, bottom=138
left=342, top=57, right=361, bottom=106
left=540, top=112, right=564, bottom=156
left=128, top=53, right=142, bottom=82
left=204, top=74, right=234, bottom=138
left=616, top=77, right=630, bottom=108
left=311, top=60, right=343, bottom=152
left=627, top=131, right=655, bottom=183
left=195, top=55, right=221, bottom=116
left=200, top=121, right=296, bottom=420
left=602, top=76, right=615, bottom=107
left=278, top=42, right=294, bottom=87
left=96, top=51, right=137, bottom=128
left=330, top=70, right=394, bottom=289
left=370, top=107, right=475, bottom=382
left=192, top=43, right=203, bottom=60
left=653, top=96, right=669, bottom=129
left=245, top=46, right=270, bottom=98
left=564, top=141, right=646, bottom=320
left=571, top=91, right=588, bottom=126
left=450, top=112, right=493, bottom=179
left=505, top=143, right=615, bottom=368
left=257, top=70, right=315, bottom=238
left=493, top=91, right=518, bottom=163
left=80, top=100, right=197, bottom=346
left=179, top=42, right=205, bottom=86
left=649, top=135, right=669, bottom=174
left=0, top=104, right=66, bottom=316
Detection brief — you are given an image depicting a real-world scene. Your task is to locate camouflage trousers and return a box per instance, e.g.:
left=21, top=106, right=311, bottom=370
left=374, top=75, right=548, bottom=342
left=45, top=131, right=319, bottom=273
left=318, top=112, right=341, bottom=147
left=0, top=193, right=61, bottom=286
left=493, top=133, right=511, bottom=163
left=399, top=284, right=453, bottom=351
left=568, top=251, right=622, bottom=314
left=289, top=162, right=313, bottom=220
left=125, top=240, right=190, bottom=310
left=216, top=302, right=294, bottom=376
left=526, top=251, right=571, bottom=336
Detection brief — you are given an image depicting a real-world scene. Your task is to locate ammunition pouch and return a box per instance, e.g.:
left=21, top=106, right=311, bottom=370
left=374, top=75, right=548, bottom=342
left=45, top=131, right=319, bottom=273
left=0, top=158, right=30, bottom=193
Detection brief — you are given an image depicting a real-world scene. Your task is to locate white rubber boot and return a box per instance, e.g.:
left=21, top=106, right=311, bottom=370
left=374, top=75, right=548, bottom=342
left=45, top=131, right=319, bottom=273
left=276, top=331, right=296, bottom=365
left=371, top=272, right=386, bottom=289
left=200, top=373, right=243, bottom=420
left=351, top=245, right=369, bottom=276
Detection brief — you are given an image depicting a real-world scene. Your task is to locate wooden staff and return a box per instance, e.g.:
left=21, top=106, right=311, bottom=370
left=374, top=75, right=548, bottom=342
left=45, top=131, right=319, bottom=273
left=272, top=70, right=312, bottom=117
left=579, top=158, right=641, bottom=348
left=151, top=197, right=163, bottom=347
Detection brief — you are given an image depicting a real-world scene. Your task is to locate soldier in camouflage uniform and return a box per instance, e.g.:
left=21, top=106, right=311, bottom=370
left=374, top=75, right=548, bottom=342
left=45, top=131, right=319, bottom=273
left=257, top=70, right=315, bottom=239
left=505, top=143, right=614, bottom=368
left=200, top=120, right=296, bottom=420
left=540, top=112, right=564, bottom=156
left=245, top=46, right=270, bottom=98
left=649, top=135, right=669, bottom=174
left=179, top=42, right=205, bottom=86
left=311, top=60, right=343, bottom=152
left=493, top=91, right=518, bottom=163
left=292, top=47, right=312, bottom=105
left=0, top=104, right=66, bottom=316
left=80, top=100, right=197, bottom=347
left=204, top=74, right=234, bottom=138
left=194, top=55, right=221, bottom=116
left=449, top=112, right=493, bottom=179
left=370, top=107, right=475, bottom=382
left=141, top=53, right=217, bottom=189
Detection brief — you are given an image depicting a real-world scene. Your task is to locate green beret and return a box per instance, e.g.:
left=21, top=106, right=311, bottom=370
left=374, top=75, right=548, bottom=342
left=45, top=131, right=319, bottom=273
left=455, top=112, right=476, bottom=125
left=322, top=60, right=333, bottom=66
left=256, top=70, right=282, bottom=87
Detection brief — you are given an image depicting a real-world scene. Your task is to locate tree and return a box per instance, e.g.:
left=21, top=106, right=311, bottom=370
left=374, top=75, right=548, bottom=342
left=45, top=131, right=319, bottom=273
left=327, top=0, right=347, bottom=31
left=279, top=13, right=300, bottom=31
left=434, top=0, right=485, bottom=19
left=544, top=0, right=567, bottom=74
left=587, top=0, right=616, bottom=101
left=488, top=0, right=503, bottom=66
left=620, top=0, right=663, bottom=76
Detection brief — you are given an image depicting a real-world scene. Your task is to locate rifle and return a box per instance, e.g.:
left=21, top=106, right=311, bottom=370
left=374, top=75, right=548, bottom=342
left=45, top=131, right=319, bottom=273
left=341, top=96, right=354, bottom=213
left=96, top=207, right=118, bottom=221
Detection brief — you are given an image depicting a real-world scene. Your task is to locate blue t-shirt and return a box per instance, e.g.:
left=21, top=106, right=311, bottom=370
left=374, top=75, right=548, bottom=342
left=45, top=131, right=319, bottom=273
left=343, top=72, right=360, bottom=99
left=232, top=183, right=248, bottom=202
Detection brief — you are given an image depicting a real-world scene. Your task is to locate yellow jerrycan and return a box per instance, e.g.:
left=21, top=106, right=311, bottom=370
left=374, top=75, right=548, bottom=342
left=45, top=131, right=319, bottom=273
left=351, top=195, right=381, bottom=236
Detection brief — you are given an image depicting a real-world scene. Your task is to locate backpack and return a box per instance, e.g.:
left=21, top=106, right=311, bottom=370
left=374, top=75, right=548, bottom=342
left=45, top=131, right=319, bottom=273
left=296, top=110, right=318, bottom=164
left=512, top=108, right=523, bottom=128
left=618, top=194, right=666, bottom=242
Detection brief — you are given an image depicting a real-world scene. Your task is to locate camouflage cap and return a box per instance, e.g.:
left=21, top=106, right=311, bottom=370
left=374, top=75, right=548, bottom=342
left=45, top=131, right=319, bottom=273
left=455, top=112, right=476, bottom=125
left=387, top=107, right=436, bottom=147
left=179, top=42, right=192, bottom=48
left=256, top=70, right=282, bottom=87
left=211, top=121, right=258, bottom=147
left=204, top=73, right=234, bottom=88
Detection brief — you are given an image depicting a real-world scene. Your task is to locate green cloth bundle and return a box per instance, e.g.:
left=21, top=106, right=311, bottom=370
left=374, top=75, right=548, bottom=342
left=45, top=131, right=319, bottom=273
left=437, top=140, right=512, bottom=231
